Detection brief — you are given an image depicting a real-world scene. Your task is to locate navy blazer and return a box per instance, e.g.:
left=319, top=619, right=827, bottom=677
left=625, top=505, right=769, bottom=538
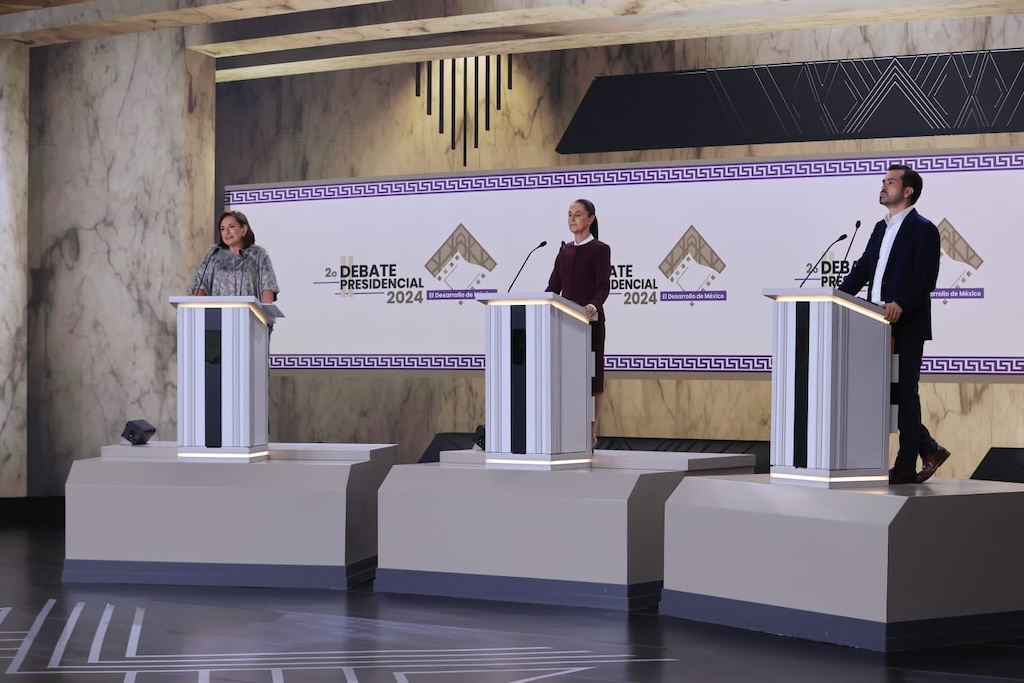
left=838, top=208, right=941, bottom=342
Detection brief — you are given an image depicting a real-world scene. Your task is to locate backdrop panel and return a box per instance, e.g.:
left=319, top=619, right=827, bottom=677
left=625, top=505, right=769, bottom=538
left=226, top=152, right=1022, bottom=375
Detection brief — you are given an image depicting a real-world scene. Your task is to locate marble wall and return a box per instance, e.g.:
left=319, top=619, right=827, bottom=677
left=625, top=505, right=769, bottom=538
left=215, top=14, right=1024, bottom=476
left=27, top=30, right=215, bottom=496
left=0, top=43, right=30, bottom=498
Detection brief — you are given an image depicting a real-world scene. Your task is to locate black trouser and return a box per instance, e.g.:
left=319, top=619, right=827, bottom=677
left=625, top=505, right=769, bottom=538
left=894, top=337, right=940, bottom=473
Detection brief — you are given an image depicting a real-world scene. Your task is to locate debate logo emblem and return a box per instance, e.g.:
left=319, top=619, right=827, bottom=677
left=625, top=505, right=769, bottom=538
left=658, top=226, right=727, bottom=304
left=935, top=218, right=984, bottom=303
left=424, top=223, right=498, bottom=302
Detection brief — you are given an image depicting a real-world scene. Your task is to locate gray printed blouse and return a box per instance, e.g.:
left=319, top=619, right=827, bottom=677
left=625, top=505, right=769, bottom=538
left=189, top=245, right=280, bottom=299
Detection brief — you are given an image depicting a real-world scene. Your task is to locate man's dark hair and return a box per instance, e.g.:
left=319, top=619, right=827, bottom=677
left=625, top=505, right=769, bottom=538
left=889, top=164, right=923, bottom=205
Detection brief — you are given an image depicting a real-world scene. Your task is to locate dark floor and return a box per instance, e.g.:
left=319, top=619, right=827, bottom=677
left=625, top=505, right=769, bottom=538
left=1, top=527, right=1023, bottom=682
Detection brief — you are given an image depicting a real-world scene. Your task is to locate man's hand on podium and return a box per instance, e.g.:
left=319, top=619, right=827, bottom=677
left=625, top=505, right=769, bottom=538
left=883, top=301, right=903, bottom=323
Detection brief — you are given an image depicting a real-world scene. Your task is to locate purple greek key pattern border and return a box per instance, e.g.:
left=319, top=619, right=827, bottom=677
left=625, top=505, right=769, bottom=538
left=271, top=354, right=485, bottom=370
left=603, top=355, right=772, bottom=372
left=270, top=354, right=1024, bottom=374
left=923, top=357, right=1024, bottom=374
left=227, top=153, right=1024, bottom=205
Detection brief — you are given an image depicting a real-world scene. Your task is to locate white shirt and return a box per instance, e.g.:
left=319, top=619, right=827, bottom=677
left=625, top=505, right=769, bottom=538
left=870, top=206, right=913, bottom=303
left=573, top=234, right=595, bottom=246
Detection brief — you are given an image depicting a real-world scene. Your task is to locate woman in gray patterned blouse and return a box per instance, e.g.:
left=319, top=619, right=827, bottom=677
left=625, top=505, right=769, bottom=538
left=189, top=211, right=279, bottom=304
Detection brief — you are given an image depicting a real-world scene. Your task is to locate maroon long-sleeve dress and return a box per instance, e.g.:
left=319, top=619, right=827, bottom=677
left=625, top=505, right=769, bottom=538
left=545, top=238, right=612, bottom=393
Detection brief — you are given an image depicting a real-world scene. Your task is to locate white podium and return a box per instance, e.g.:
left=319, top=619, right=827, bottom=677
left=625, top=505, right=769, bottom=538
left=170, top=296, right=283, bottom=463
left=476, top=292, right=593, bottom=470
left=763, top=288, right=895, bottom=488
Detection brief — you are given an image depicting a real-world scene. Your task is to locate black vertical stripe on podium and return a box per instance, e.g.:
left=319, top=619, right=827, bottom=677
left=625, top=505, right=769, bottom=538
left=792, top=302, right=810, bottom=468
left=891, top=345, right=900, bottom=408
left=204, top=308, right=223, bottom=448
left=510, top=305, right=527, bottom=454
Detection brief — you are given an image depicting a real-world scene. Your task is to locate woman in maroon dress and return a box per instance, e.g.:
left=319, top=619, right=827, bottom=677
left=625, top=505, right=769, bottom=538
left=545, top=199, right=611, bottom=447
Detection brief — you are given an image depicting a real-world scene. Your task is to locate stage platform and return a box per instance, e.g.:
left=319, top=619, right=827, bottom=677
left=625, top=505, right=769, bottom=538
left=660, top=474, right=1024, bottom=651
left=63, top=441, right=397, bottom=589
left=375, top=449, right=755, bottom=610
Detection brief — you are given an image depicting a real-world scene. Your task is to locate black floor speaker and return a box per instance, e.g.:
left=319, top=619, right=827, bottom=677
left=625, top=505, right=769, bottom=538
left=971, top=447, right=1024, bottom=483
left=419, top=432, right=478, bottom=463
left=121, top=419, right=156, bottom=446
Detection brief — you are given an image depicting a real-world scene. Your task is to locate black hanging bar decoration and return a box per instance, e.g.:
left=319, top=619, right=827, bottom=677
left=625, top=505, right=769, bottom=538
left=450, top=58, right=457, bottom=150
left=426, top=61, right=432, bottom=115
left=474, top=56, right=480, bottom=149
left=496, top=55, right=502, bottom=111
left=462, top=57, right=468, bottom=166
left=415, top=55, right=512, bottom=162
left=439, top=59, right=445, bottom=134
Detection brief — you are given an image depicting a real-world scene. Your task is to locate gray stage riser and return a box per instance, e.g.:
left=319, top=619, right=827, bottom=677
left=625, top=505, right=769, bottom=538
left=377, top=569, right=662, bottom=611
left=63, top=557, right=377, bottom=590
left=661, top=590, right=1024, bottom=652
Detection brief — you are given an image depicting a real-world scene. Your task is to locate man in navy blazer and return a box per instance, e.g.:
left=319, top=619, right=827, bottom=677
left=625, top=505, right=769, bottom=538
left=839, top=164, right=950, bottom=485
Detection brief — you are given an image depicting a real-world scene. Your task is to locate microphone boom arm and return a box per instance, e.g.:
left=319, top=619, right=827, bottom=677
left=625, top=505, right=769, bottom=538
left=800, top=234, right=847, bottom=288
left=842, top=220, right=861, bottom=262
left=507, top=241, right=547, bottom=292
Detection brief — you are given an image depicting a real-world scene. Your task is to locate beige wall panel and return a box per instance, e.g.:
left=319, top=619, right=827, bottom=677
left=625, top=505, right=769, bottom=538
left=270, top=372, right=485, bottom=464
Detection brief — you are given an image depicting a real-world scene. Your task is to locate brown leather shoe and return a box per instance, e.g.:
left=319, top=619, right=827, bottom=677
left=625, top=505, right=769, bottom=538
left=889, top=468, right=918, bottom=485
left=917, top=447, right=950, bottom=484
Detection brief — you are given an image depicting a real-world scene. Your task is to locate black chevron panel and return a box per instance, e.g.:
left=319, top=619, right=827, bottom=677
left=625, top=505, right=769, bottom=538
left=557, top=49, right=1024, bottom=154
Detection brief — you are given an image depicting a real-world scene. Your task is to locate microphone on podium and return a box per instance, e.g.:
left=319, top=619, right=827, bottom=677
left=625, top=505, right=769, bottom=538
left=507, top=241, right=547, bottom=292
left=193, top=245, right=220, bottom=294
left=799, top=234, right=847, bottom=288
left=842, top=220, right=861, bottom=261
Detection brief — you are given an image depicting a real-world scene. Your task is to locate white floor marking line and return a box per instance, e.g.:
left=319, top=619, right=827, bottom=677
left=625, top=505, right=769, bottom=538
left=89, top=604, right=115, bottom=663
left=48, top=601, right=85, bottom=668
left=125, top=607, right=145, bottom=658
left=6, top=599, right=55, bottom=674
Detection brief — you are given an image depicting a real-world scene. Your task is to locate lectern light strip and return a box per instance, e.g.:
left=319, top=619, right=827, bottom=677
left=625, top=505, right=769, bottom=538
left=176, top=302, right=270, bottom=327
left=485, top=299, right=591, bottom=325
left=178, top=451, right=269, bottom=459
left=486, top=458, right=592, bottom=466
left=771, top=472, right=889, bottom=484
left=774, top=295, right=888, bottom=324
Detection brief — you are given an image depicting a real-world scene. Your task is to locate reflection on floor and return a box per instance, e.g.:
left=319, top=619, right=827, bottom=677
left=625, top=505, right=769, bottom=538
left=2, top=527, right=1024, bottom=682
